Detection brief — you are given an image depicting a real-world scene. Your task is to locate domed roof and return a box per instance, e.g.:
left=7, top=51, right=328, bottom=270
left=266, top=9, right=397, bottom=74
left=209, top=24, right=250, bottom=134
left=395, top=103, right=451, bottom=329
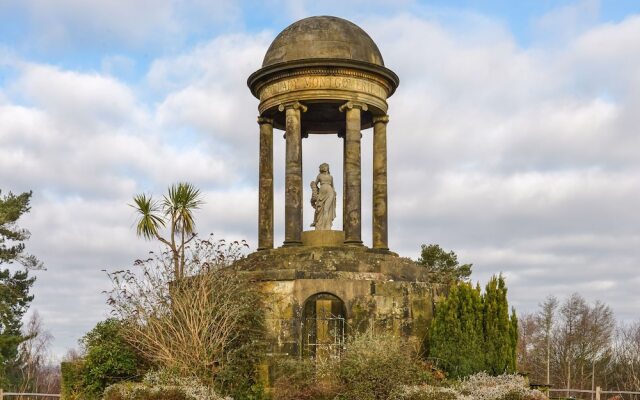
left=262, top=16, right=384, bottom=67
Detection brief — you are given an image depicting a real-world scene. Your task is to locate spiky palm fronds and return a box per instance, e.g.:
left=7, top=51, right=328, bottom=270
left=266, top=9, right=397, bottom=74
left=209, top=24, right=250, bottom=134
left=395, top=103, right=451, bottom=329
left=162, top=182, right=203, bottom=236
left=131, top=194, right=165, bottom=240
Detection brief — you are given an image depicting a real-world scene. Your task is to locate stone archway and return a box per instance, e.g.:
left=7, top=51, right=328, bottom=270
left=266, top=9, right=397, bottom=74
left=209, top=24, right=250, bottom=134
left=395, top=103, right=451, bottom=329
left=301, top=293, right=346, bottom=359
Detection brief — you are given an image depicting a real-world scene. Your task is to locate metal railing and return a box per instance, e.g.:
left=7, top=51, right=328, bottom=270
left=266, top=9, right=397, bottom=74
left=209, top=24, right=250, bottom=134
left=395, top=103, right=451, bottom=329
left=549, top=387, right=640, bottom=400
left=302, top=316, right=345, bottom=359
left=0, top=390, right=60, bottom=399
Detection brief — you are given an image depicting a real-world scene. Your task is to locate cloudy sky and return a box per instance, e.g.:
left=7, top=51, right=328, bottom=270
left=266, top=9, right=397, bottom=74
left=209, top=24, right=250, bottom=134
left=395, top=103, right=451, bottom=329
left=1, top=0, right=639, bottom=358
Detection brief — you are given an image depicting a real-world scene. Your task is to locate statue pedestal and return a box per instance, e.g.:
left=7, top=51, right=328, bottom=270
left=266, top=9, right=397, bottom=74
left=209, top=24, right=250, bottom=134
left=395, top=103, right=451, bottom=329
left=301, top=230, right=345, bottom=247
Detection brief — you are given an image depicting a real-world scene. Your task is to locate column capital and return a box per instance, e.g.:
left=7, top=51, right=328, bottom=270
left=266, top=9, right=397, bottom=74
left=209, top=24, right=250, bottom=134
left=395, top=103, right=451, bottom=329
left=278, top=101, right=308, bottom=113
left=257, top=116, right=273, bottom=125
left=372, top=115, right=390, bottom=124
left=339, top=101, right=368, bottom=113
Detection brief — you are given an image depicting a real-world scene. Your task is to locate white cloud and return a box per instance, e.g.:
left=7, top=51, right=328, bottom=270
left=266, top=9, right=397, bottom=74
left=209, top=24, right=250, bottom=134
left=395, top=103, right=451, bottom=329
left=13, top=0, right=241, bottom=50
left=14, top=64, right=143, bottom=128
left=533, top=0, right=601, bottom=44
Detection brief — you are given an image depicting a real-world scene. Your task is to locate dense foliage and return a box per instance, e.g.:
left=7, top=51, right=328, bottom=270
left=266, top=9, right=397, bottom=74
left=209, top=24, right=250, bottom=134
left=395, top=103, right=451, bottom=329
left=483, top=276, right=518, bottom=375
left=428, top=275, right=518, bottom=378
left=0, top=268, right=35, bottom=387
left=60, top=319, right=146, bottom=399
left=417, top=244, right=472, bottom=284
left=60, top=359, right=85, bottom=400
left=428, top=282, right=484, bottom=377
left=79, top=319, right=147, bottom=398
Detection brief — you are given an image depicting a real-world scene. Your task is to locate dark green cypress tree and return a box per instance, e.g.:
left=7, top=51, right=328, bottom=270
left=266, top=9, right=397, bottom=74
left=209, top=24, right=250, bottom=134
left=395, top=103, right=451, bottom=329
left=428, top=285, right=459, bottom=375
left=429, top=282, right=484, bottom=378
left=509, top=307, right=518, bottom=372
left=482, top=275, right=515, bottom=374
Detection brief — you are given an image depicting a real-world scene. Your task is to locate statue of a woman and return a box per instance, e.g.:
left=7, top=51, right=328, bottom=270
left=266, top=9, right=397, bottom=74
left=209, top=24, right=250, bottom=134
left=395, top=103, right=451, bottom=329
left=310, top=163, right=337, bottom=230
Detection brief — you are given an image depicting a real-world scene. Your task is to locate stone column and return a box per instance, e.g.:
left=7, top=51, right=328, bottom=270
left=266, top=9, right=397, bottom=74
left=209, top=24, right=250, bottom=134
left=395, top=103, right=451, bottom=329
left=339, top=101, right=367, bottom=246
left=338, top=130, right=346, bottom=232
left=257, top=117, right=274, bottom=250
left=279, top=101, right=307, bottom=246
left=372, top=115, right=389, bottom=250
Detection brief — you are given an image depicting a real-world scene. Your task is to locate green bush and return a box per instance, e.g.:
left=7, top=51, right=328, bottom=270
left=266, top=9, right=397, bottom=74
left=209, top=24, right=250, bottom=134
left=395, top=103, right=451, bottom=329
left=79, top=318, right=147, bottom=399
left=212, top=298, right=267, bottom=399
left=60, top=360, right=85, bottom=400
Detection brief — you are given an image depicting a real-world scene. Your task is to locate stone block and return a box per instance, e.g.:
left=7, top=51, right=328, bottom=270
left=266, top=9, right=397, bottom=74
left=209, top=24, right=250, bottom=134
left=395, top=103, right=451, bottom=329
left=301, top=230, right=345, bottom=246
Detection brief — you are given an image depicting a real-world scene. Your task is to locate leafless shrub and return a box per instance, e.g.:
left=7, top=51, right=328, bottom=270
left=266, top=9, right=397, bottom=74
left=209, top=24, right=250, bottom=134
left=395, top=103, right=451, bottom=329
left=18, top=311, right=61, bottom=395
left=106, top=235, right=264, bottom=387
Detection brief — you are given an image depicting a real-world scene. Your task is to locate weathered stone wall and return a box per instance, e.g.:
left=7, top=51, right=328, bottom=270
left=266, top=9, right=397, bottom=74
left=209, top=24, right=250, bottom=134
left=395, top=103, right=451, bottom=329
left=233, top=246, right=441, bottom=357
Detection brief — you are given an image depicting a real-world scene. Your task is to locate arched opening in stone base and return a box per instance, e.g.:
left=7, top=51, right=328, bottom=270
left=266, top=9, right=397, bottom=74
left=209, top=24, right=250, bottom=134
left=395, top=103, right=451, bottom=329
left=301, top=292, right=346, bottom=359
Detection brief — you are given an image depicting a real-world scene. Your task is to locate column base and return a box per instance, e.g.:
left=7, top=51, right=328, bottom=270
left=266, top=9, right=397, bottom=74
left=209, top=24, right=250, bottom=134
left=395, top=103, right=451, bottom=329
left=282, top=240, right=303, bottom=247
left=257, top=247, right=273, bottom=251
left=344, top=240, right=364, bottom=247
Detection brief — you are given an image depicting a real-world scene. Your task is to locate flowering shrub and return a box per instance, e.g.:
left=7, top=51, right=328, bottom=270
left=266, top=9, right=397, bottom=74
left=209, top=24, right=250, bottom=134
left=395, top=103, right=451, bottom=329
left=458, top=373, right=547, bottom=400
left=394, top=373, right=548, bottom=400
left=336, top=331, right=429, bottom=399
left=102, top=370, right=231, bottom=400
left=393, top=385, right=459, bottom=400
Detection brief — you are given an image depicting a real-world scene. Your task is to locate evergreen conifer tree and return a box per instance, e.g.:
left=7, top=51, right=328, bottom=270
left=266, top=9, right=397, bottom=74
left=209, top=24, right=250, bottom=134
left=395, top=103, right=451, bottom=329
left=482, top=275, right=515, bottom=374
left=0, top=189, right=39, bottom=387
left=429, top=282, right=484, bottom=378
left=0, top=269, right=35, bottom=387
left=509, top=307, right=518, bottom=372
left=429, top=274, right=519, bottom=377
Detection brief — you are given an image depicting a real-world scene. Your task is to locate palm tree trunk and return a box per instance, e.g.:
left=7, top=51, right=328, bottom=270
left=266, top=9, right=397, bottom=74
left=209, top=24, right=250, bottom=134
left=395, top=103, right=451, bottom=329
left=171, top=215, right=179, bottom=280
left=180, top=227, right=185, bottom=278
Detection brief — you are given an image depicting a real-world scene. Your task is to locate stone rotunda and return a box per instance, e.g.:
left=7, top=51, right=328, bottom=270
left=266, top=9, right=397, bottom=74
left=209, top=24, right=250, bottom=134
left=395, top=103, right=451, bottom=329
left=237, top=16, right=438, bottom=364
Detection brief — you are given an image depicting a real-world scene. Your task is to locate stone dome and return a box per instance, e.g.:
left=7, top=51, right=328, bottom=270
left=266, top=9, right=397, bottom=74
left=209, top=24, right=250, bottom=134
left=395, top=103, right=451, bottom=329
left=262, top=16, right=385, bottom=67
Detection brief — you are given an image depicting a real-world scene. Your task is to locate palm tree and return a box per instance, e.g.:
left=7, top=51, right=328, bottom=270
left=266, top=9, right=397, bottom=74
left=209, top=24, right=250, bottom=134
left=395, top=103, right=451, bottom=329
left=131, top=182, right=204, bottom=280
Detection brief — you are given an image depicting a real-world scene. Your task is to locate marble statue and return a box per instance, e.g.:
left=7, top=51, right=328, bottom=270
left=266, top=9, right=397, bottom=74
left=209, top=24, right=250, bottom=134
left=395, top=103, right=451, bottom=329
left=310, top=163, right=336, bottom=230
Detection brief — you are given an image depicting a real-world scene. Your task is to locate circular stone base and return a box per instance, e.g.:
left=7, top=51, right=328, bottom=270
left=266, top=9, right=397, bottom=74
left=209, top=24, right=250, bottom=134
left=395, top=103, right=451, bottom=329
left=301, top=230, right=345, bottom=246
left=233, top=246, right=430, bottom=283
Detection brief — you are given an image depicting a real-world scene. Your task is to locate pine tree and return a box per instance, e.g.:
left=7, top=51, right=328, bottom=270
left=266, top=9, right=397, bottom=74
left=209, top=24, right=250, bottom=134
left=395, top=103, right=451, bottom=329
left=0, top=269, right=36, bottom=387
left=417, top=244, right=472, bottom=284
left=0, top=189, right=39, bottom=387
left=0, top=190, right=42, bottom=269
